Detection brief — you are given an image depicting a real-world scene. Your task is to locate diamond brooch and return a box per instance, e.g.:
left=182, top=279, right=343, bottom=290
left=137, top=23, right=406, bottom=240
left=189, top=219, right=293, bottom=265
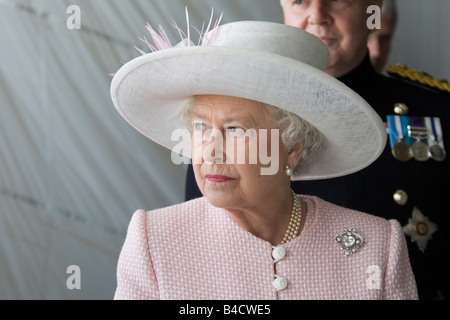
left=335, top=228, right=364, bottom=256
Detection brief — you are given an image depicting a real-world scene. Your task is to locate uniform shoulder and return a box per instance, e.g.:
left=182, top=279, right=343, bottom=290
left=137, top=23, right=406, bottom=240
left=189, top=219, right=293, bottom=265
left=386, top=63, right=450, bottom=95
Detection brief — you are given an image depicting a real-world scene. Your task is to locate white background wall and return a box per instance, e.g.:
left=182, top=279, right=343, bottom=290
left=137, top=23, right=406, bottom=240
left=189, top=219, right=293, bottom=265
left=0, top=0, right=448, bottom=299
left=390, top=0, right=450, bottom=80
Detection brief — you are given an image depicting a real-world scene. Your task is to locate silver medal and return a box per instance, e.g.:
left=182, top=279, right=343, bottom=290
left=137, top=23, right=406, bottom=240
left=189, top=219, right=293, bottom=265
left=429, top=144, right=446, bottom=161
left=425, top=117, right=447, bottom=162
left=408, top=124, right=430, bottom=162
left=411, top=141, right=430, bottom=162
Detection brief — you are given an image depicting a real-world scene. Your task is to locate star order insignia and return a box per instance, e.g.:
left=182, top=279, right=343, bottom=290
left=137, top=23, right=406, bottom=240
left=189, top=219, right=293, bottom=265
left=402, top=207, right=438, bottom=253
left=335, top=228, right=364, bottom=256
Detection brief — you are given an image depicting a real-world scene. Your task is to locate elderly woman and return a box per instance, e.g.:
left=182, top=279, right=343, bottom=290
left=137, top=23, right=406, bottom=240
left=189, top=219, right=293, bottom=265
left=111, top=17, right=417, bottom=299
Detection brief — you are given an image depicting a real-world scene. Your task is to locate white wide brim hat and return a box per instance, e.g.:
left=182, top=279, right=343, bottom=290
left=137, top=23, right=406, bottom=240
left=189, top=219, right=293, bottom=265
left=111, top=20, right=386, bottom=180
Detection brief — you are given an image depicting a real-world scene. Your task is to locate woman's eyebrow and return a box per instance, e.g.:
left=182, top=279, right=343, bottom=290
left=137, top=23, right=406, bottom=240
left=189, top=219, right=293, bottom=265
left=191, top=111, right=257, bottom=127
left=223, top=113, right=257, bottom=125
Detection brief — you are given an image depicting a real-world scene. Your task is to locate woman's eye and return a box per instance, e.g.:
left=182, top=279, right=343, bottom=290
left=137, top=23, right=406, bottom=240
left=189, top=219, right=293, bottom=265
left=193, top=122, right=207, bottom=131
left=227, top=127, right=246, bottom=136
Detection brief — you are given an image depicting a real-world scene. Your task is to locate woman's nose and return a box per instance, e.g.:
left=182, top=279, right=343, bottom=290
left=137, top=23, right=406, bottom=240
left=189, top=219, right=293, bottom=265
left=203, top=128, right=225, bottom=164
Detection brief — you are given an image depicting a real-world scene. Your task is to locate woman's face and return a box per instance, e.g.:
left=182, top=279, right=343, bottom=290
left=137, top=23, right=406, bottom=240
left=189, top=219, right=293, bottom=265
left=190, top=95, right=300, bottom=211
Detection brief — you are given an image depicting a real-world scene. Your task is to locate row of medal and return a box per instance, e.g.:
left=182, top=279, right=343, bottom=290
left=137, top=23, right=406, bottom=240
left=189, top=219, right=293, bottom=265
left=386, top=115, right=446, bottom=162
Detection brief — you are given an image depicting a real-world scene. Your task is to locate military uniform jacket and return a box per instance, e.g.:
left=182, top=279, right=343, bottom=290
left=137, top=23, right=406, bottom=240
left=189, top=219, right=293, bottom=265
left=297, top=55, right=449, bottom=300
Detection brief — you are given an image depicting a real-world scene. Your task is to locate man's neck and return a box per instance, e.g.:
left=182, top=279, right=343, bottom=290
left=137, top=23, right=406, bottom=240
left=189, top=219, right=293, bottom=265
left=325, top=50, right=368, bottom=78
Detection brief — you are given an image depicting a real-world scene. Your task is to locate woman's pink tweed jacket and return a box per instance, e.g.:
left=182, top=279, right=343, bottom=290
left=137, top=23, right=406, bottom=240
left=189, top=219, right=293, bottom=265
left=114, top=195, right=418, bottom=300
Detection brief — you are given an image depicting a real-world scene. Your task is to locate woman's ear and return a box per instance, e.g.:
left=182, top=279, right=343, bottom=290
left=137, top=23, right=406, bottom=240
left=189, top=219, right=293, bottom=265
left=287, top=142, right=303, bottom=171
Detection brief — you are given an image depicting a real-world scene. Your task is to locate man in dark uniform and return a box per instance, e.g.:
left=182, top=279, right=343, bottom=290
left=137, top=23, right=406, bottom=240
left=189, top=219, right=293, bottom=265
left=185, top=0, right=449, bottom=299
left=367, top=0, right=397, bottom=72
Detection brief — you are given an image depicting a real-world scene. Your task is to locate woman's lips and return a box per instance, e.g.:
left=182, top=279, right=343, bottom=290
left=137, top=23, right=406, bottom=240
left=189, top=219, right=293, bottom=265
left=206, top=175, right=236, bottom=183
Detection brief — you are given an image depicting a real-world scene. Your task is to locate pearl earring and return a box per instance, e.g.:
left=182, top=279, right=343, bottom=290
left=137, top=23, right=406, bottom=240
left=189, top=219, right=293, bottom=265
left=285, top=166, right=293, bottom=177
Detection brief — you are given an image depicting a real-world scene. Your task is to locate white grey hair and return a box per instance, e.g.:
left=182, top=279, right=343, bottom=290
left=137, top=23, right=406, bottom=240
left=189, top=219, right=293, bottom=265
left=262, top=102, right=323, bottom=176
left=178, top=96, right=323, bottom=176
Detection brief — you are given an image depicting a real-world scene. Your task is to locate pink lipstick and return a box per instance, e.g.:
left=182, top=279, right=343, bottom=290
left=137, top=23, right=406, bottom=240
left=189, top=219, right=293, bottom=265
left=206, top=175, right=235, bottom=183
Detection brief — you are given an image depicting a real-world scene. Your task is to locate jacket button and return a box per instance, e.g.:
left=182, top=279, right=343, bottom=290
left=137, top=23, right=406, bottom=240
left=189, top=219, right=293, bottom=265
left=393, top=103, right=409, bottom=115
left=273, top=276, right=288, bottom=291
left=272, top=246, right=286, bottom=261
left=393, top=189, right=408, bottom=205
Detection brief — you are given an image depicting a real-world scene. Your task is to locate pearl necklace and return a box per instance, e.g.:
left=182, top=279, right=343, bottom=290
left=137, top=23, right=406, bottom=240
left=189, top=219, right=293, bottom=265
left=281, top=190, right=302, bottom=244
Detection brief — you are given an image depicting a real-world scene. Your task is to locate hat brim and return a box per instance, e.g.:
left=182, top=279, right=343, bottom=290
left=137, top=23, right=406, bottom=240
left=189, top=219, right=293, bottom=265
left=111, top=46, right=386, bottom=180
